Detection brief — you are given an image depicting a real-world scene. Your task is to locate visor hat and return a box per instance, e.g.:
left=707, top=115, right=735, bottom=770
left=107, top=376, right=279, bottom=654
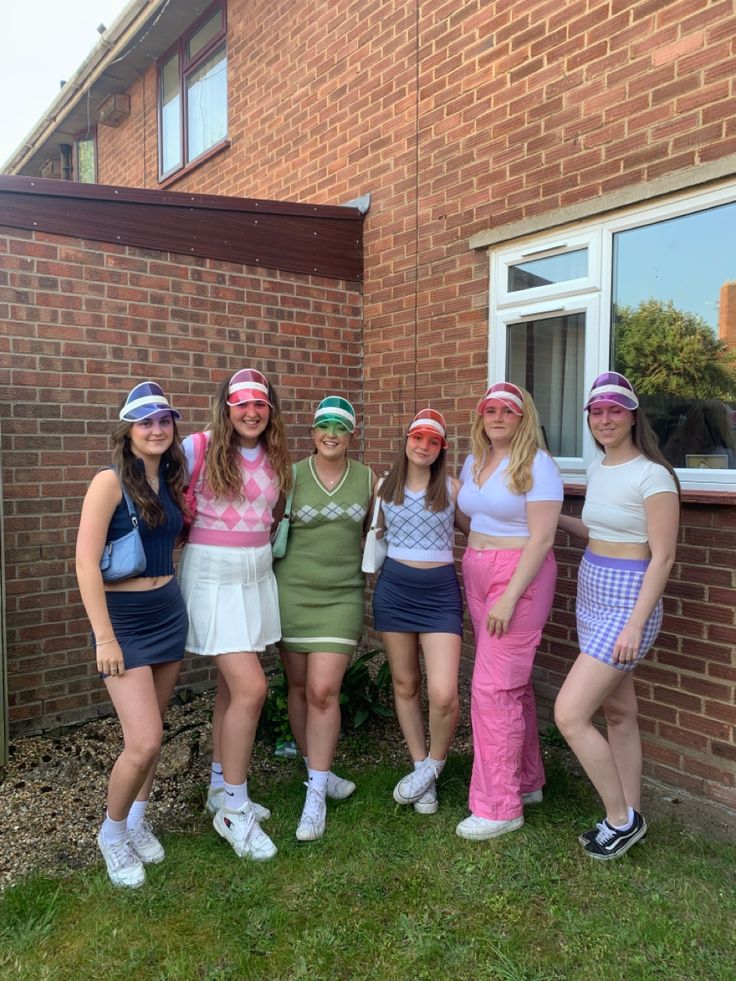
left=312, top=396, right=357, bottom=433
left=119, top=381, right=181, bottom=422
left=226, top=368, right=273, bottom=407
left=584, top=371, right=639, bottom=412
left=476, top=381, right=524, bottom=417
left=407, top=408, right=448, bottom=448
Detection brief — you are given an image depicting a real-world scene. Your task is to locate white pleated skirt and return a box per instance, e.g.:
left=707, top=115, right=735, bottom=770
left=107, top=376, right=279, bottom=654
left=179, top=543, right=281, bottom=655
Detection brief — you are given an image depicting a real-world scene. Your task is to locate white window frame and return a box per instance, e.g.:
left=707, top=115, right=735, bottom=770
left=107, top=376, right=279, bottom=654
left=489, top=181, right=736, bottom=492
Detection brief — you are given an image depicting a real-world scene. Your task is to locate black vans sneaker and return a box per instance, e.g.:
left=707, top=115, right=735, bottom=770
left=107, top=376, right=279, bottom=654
left=582, top=811, right=647, bottom=861
left=578, top=821, right=647, bottom=847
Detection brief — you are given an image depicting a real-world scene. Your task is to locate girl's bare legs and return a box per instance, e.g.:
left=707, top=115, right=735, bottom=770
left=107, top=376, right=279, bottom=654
left=215, top=651, right=268, bottom=785
left=602, top=673, right=642, bottom=810
left=420, top=632, right=461, bottom=762
left=383, top=632, right=426, bottom=761
left=554, top=654, right=634, bottom=827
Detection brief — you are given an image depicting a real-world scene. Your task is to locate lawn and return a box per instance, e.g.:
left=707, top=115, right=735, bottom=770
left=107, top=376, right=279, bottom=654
left=1, top=739, right=734, bottom=981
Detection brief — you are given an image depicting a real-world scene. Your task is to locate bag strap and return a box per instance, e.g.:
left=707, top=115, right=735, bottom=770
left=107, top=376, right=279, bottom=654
left=108, top=467, right=139, bottom=529
left=369, top=476, right=385, bottom=530
left=283, top=464, right=297, bottom=520
left=188, top=431, right=207, bottom=491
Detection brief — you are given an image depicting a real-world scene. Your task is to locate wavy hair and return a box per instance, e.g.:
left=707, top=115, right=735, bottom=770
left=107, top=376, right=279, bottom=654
left=110, top=416, right=187, bottom=526
left=470, top=386, right=550, bottom=495
left=204, top=376, right=293, bottom=497
left=380, top=436, right=450, bottom=511
left=590, top=407, right=681, bottom=497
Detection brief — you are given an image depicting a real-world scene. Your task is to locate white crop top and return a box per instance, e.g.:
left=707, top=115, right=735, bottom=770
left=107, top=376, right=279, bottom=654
left=582, top=455, right=678, bottom=544
left=457, top=451, right=563, bottom=536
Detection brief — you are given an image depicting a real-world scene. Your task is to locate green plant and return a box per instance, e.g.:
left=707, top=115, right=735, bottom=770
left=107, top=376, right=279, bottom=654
left=339, top=649, right=393, bottom=730
left=257, top=667, right=293, bottom=744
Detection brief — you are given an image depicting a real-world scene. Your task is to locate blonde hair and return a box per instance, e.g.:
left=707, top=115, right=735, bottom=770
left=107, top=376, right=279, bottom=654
left=470, top=386, right=550, bottom=494
left=205, top=376, right=292, bottom=498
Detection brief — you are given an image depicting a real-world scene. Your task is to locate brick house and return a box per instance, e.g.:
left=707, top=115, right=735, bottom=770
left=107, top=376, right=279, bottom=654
left=2, top=0, right=735, bottom=810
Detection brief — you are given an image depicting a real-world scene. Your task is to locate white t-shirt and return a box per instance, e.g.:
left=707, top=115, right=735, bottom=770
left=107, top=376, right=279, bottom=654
left=582, top=454, right=678, bottom=544
left=458, top=450, right=563, bottom=537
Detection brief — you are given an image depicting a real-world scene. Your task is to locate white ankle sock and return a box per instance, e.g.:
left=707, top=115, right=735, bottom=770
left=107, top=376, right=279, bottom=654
left=223, top=781, right=248, bottom=810
left=611, top=806, right=635, bottom=831
left=210, top=763, right=224, bottom=790
left=427, top=756, right=446, bottom=775
left=127, top=799, right=148, bottom=830
left=101, top=812, right=128, bottom=845
left=307, top=768, right=328, bottom=796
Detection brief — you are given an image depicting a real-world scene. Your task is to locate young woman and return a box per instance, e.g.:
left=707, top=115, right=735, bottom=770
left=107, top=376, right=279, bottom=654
left=179, top=368, right=292, bottom=861
left=372, top=409, right=463, bottom=815
left=76, top=381, right=189, bottom=889
left=456, top=382, right=563, bottom=841
left=274, top=396, right=374, bottom=841
left=555, top=371, right=680, bottom=860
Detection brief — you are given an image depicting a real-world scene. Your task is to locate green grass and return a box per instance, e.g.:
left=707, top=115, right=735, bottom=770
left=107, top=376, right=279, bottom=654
left=2, top=745, right=735, bottom=981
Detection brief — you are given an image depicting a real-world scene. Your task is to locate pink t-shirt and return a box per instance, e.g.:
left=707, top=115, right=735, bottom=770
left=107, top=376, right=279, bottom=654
left=458, top=450, right=563, bottom=537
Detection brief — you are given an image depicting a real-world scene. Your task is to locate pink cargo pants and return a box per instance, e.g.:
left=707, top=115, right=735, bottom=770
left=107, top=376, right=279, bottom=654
left=462, top=547, right=557, bottom=821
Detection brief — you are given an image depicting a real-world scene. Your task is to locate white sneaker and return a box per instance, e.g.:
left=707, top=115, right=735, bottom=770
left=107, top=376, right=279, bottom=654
left=455, top=814, right=524, bottom=840
left=296, top=783, right=327, bottom=842
left=206, top=786, right=272, bottom=822
left=214, top=803, right=277, bottom=860
left=393, top=760, right=439, bottom=805
left=128, top=820, right=165, bottom=864
left=522, top=789, right=543, bottom=806
left=97, top=831, right=145, bottom=888
left=413, top=779, right=438, bottom=815
left=326, top=772, right=356, bottom=800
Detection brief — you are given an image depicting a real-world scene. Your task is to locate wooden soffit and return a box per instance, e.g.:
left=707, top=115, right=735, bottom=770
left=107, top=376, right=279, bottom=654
left=0, top=176, right=363, bottom=282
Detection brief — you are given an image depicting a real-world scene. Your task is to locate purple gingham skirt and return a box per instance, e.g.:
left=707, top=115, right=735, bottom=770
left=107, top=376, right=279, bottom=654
left=576, top=549, right=662, bottom=671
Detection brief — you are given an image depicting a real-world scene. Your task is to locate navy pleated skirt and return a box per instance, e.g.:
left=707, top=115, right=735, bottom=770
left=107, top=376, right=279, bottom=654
left=95, top=578, right=188, bottom=670
left=372, top=558, right=463, bottom=636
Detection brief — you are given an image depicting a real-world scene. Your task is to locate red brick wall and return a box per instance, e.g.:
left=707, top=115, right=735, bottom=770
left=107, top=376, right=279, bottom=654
left=18, top=1, right=736, bottom=804
left=0, top=225, right=362, bottom=732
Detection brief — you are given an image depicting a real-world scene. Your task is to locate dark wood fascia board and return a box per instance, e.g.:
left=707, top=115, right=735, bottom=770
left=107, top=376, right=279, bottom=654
left=0, top=175, right=363, bottom=282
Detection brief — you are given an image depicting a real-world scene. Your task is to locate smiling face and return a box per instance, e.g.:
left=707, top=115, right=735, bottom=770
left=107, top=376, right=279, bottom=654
left=587, top=403, right=635, bottom=451
left=312, top=421, right=351, bottom=461
left=228, top=400, right=271, bottom=447
left=482, top=402, right=523, bottom=450
left=128, top=411, right=175, bottom=459
left=405, top=431, right=443, bottom=469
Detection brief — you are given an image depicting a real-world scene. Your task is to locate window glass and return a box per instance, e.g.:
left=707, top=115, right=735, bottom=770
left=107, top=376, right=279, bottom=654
left=76, top=136, right=96, bottom=183
left=161, top=53, right=182, bottom=173
left=187, top=46, right=227, bottom=161
left=508, top=248, right=587, bottom=292
left=187, top=11, right=222, bottom=60
left=612, top=202, right=736, bottom=470
left=506, top=314, right=585, bottom=457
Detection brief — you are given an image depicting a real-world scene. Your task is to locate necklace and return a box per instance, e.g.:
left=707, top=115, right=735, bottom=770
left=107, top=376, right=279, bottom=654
left=314, top=459, right=347, bottom=489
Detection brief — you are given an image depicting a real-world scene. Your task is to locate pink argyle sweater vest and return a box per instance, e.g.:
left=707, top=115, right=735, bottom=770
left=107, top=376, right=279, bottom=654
left=188, top=439, right=280, bottom=548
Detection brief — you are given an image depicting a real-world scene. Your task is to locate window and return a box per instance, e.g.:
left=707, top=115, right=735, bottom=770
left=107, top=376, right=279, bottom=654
left=157, top=1, right=227, bottom=179
left=74, top=130, right=97, bottom=183
left=489, top=184, right=736, bottom=491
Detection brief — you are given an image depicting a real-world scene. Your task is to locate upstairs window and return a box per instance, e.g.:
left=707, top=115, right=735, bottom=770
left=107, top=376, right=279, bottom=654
left=74, top=130, right=97, bottom=183
left=489, top=185, right=736, bottom=492
left=158, top=1, right=227, bottom=180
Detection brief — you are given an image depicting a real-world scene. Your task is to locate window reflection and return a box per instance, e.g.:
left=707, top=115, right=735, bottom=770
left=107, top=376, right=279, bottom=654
left=612, top=201, right=736, bottom=469
left=506, top=313, right=585, bottom=456
left=508, top=249, right=587, bottom=292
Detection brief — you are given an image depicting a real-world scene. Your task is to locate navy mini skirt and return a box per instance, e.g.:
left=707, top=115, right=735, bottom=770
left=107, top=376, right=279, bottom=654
left=373, top=558, right=463, bottom=636
left=95, top=578, right=188, bottom=671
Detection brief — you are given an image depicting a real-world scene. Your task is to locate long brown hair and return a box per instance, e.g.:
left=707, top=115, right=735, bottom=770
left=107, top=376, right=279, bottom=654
left=204, top=375, right=292, bottom=497
left=470, top=387, right=552, bottom=495
left=589, top=408, right=681, bottom=496
left=380, top=436, right=450, bottom=512
left=110, top=416, right=187, bottom=526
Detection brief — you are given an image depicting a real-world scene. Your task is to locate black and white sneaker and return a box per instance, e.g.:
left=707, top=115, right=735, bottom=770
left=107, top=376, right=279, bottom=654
left=582, top=811, right=647, bottom=861
left=578, top=822, right=647, bottom=847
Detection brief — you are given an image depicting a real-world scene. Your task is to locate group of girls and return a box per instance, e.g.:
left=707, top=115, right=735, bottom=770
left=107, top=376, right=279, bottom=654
left=76, top=366, right=679, bottom=888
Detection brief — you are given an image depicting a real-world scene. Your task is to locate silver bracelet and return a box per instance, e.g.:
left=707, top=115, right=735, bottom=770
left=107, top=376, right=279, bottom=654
left=95, top=638, right=116, bottom=647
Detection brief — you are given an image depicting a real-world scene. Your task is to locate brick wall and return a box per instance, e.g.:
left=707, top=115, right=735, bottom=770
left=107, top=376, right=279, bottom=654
left=0, top=225, right=362, bottom=732
left=13, top=1, right=736, bottom=804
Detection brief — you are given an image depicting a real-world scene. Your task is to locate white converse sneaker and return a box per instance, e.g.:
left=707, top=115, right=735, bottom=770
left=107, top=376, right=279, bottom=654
left=296, top=783, right=327, bottom=841
left=393, top=760, right=439, bottom=805
left=214, top=803, right=277, bottom=860
left=522, top=789, right=543, bottom=805
left=325, top=772, right=356, bottom=800
left=97, top=831, right=145, bottom=888
left=128, top=820, right=165, bottom=864
left=455, top=814, right=524, bottom=840
left=206, top=786, right=271, bottom=822
left=413, top=779, right=438, bottom=815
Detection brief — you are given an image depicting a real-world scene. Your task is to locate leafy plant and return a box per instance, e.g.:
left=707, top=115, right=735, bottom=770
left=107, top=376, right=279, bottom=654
left=339, top=649, right=393, bottom=730
left=257, top=667, right=293, bottom=744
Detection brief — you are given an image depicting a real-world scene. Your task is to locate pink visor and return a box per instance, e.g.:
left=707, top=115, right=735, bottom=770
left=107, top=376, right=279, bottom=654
left=407, top=408, right=448, bottom=448
left=476, top=382, right=524, bottom=416
left=583, top=371, right=639, bottom=411
left=226, top=368, right=273, bottom=407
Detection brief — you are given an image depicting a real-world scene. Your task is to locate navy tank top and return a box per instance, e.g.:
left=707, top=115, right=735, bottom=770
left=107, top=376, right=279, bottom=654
left=106, top=471, right=183, bottom=577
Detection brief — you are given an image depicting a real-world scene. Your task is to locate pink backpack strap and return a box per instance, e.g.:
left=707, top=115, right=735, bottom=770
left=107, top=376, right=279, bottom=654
left=189, top=431, right=207, bottom=489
